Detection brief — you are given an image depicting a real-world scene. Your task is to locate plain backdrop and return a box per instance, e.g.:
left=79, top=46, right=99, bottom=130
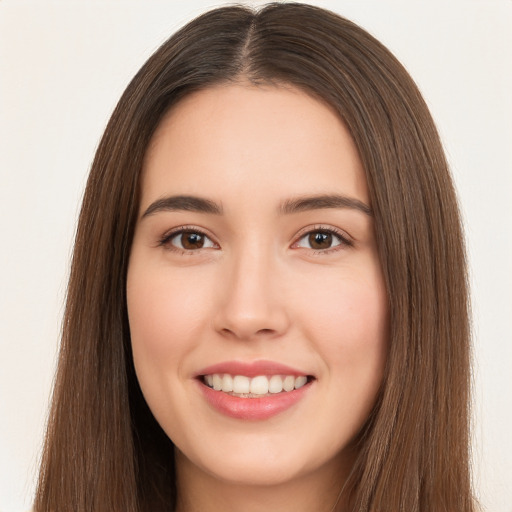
left=0, top=1, right=511, bottom=511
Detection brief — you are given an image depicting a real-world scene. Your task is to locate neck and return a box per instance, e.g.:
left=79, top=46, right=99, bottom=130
left=174, top=448, right=354, bottom=512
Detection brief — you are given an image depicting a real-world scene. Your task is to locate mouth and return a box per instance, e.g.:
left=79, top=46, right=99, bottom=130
left=196, top=361, right=315, bottom=420
left=201, top=373, right=313, bottom=397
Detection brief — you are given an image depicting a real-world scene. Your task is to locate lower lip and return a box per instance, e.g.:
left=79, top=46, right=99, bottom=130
left=198, top=380, right=312, bottom=420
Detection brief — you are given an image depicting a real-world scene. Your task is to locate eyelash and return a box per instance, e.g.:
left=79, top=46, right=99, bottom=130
left=158, top=225, right=353, bottom=255
left=293, top=225, right=353, bottom=254
left=158, top=225, right=217, bottom=254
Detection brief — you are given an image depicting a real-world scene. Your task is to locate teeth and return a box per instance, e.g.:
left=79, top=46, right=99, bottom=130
left=250, top=375, right=269, bottom=395
left=283, top=375, right=295, bottom=392
left=294, top=376, right=307, bottom=389
left=212, top=374, right=223, bottom=391
left=222, top=374, right=233, bottom=392
left=269, top=375, right=283, bottom=393
left=203, top=374, right=310, bottom=396
left=233, top=375, right=250, bottom=394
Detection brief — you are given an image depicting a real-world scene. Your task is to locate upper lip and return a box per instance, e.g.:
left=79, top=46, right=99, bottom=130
left=196, top=360, right=312, bottom=378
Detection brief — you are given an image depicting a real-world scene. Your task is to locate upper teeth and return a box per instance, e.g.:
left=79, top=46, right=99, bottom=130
left=204, top=374, right=308, bottom=395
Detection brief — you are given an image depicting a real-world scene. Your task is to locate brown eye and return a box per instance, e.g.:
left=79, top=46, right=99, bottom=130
left=295, top=228, right=350, bottom=252
left=308, top=232, right=333, bottom=250
left=181, top=231, right=205, bottom=250
left=166, top=230, right=216, bottom=251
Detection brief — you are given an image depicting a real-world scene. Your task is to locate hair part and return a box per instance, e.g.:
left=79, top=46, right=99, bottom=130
left=35, top=3, right=474, bottom=511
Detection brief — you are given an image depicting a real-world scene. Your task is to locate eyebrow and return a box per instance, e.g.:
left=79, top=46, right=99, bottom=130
left=280, top=194, right=373, bottom=216
left=141, top=193, right=372, bottom=220
left=141, top=195, right=223, bottom=218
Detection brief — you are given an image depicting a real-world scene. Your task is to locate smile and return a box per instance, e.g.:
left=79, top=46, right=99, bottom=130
left=203, top=374, right=309, bottom=396
left=196, top=361, right=315, bottom=420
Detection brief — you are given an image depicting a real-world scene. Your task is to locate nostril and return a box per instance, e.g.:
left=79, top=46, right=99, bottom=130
left=256, top=328, right=275, bottom=335
left=218, top=327, right=278, bottom=339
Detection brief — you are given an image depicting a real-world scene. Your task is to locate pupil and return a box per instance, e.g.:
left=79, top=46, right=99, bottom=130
left=309, top=232, right=332, bottom=249
left=182, top=232, right=204, bottom=249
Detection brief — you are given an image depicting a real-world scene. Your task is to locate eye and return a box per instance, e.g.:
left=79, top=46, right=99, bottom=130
left=294, top=228, right=352, bottom=252
left=160, top=228, right=217, bottom=251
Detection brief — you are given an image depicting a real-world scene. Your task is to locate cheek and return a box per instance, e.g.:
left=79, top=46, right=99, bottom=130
left=126, top=263, right=209, bottom=374
left=303, top=266, right=387, bottom=347
left=299, top=262, right=388, bottom=401
left=125, top=261, right=216, bottom=436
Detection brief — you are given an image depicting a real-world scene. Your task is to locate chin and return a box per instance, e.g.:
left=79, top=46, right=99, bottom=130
left=175, top=428, right=346, bottom=489
left=196, top=454, right=312, bottom=488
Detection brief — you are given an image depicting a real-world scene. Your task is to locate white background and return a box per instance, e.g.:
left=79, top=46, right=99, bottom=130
left=0, top=1, right=511, bottom=511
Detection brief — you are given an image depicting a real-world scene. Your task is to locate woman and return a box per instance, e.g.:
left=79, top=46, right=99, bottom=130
left=34, top=3, right=474, bottom=511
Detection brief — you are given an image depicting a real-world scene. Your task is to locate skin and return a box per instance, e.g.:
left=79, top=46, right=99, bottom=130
left=126, top=83, right=389, bottom=512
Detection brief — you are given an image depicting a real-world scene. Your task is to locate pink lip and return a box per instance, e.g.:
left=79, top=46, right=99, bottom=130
left=196, top=360, right=310, bottom=378
left=198, top=380, right=313, bottom=420
left=195, top=360, right=314, bottom=421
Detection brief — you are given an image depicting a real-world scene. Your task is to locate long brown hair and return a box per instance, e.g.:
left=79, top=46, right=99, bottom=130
left=35, top=3, right=474, bottom=511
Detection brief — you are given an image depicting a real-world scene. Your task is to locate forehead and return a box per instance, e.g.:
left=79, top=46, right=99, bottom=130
left=141, top=83, right=369, bottom=208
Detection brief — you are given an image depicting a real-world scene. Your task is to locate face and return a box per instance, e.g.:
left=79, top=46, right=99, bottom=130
left=127, top=84, right=388, bottom=489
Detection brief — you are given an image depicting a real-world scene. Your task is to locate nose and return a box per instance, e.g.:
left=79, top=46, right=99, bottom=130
left=213, top=245, right=290, bottom=341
